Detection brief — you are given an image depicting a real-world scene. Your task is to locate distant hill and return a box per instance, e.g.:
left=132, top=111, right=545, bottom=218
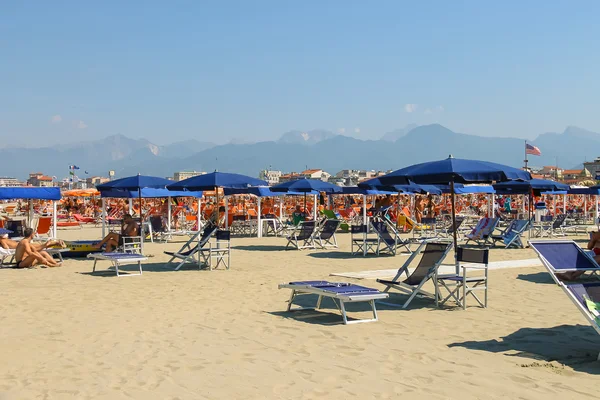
left=2, top=125, right=599, bottom=180
left=380, top=124, right=418, bottom=141
left=277, top=129, right=337, bottom=145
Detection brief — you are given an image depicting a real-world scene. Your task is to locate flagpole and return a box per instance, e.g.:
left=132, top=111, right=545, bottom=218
left=524, top=140, right=528, bottom=171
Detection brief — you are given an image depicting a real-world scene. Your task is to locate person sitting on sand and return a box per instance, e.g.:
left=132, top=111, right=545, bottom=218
left=14, top=228, right=61, bottom=268
left=94, top=214, right=139, bottom=252
left=556, top=231, right=600, bottom=281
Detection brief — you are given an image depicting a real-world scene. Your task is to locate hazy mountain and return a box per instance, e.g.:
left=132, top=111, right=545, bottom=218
left=277, top=129, right=337, bottom=145
left=381, top=124, right=418, bottom=141
left=3, top=125, right=600, bottom=180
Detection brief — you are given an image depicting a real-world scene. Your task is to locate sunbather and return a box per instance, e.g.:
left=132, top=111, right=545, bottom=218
left=14, top=228, right=61, bottom=268
left=94, top=213, right=139, bottom=252
left=0, top=233, right=18, bottom=249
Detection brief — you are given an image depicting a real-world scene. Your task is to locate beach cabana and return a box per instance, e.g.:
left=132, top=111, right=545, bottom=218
left=0, top=187, right=61, bottom=238
left=378, top=155, right=531, bottom=272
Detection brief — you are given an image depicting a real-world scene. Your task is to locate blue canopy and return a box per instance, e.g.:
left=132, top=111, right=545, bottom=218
left=568, top=186, right=600, bottom=195
left=100, top=188, right=203, bottom=198
left=357, top=178, right=442, bottom=195
left=271, top=178, right=342, bottom=193
left=0, top=187, right=61, bottom=200
left=378, top=155, right=532, bottom=185
left=167, top=172, right=267, bottom=191
left=435, top=184, right=496, bottom=194
left=340, top=186, right=397, bottom=195
left=493, top=179, right=569, bottom=195
left=97, top=175, right=173, bottom=191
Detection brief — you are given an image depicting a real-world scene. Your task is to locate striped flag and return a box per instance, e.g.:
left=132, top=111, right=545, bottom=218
left=526, top=143, right=541, bottom=156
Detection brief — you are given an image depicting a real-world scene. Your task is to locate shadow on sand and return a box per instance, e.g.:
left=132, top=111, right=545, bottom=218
left=516, top=271, right=555, bottom=285
left=448, top=324, right=600, bottom=374
left=233, top=245, right=289, bottom=252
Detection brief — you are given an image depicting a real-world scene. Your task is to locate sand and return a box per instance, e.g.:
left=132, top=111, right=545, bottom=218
left=1, top=226, right=599, bottom=399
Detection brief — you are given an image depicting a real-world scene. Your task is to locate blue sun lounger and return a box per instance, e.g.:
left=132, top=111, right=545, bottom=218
left=529, top=240, right=600, bottom=284
left=278, top=281, right=389, bottom=324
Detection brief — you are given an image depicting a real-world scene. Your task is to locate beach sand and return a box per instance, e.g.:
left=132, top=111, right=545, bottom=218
left=1, top=226, right=599, bottom=399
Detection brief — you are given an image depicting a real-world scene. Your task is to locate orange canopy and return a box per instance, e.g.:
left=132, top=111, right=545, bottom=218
left=62, top=189, right=100, bottom=197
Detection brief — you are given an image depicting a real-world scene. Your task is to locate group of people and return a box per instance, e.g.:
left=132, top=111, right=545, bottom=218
left=0, top=230, right=64, bottom=268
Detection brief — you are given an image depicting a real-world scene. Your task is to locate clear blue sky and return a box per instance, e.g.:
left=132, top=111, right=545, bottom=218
left=1, top=1, right=599, bottom=146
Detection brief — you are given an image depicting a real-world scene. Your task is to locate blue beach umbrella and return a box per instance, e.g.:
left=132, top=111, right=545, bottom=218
left=167, top=172, right=267, bottom=226
left=378, top=155, right=532, bottom=265
left=493, top=179, right=569, bottom=195
left=271, top=178, right=342, bottom=215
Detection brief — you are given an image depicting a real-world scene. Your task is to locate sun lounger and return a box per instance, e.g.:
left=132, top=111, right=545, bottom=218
left=73, top=214, right=97, bottom=224
left=559, top=282, right=600, bottom=359
left=87, top=252, right=147, bottom=277
left=490, top=219, right=531, bottom=248
left=315, top=219, right=341, bottom=249
left=464, top=217, right=499, bottom=246
left=535, top=213, right=567, bottom=238
left=164, top=224, right=218, bottom=270
left=370, top=219, right=411, bottom=255
left=377, top=241, right=452, bottom=308
left=147, top=215, right=171, bottom=243
left=278, top=281, right=389, bottom=324
left=529, top=240, right=600, bottom=284
left=285, top=220, right=317, bottom=250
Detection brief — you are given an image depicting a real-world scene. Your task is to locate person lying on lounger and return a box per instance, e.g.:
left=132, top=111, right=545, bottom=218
left=14, top=228, right=61, bottom=268
left=94, top=213, right=139, bottom=252
left=0, top=233, right=18, bottom=250
left=557, top=231, right=600, bottom=281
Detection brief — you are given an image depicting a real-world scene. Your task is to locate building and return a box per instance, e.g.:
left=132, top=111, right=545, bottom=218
left=0, top=177, right=23, bottom=187
left=27, top=172, right=54, bottom=187
left=86, top=176, right=110, bottom=186
left=259, top=169, right=282, bottom=186
left=278, top=172, right=303, bottom=184
left=173, top=171, right=206, bottom=181
left=301, top=169, right=331, bottom=182
left=561, top=168, right=591, bottom=184
left=584, top=157, right=600, bottom=180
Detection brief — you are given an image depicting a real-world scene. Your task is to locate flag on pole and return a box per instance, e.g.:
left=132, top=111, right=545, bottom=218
left=525, top=143, right=541, bottom=156
left=68, top=165, right=80, bottom=170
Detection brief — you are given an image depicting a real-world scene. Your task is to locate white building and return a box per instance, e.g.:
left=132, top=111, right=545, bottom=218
left=301, top=169, right=331, bottom=182
left=259, top=170, right=282, bottom=185
left=173, top=171, right=206, bottom=181
left=0, top=177, right=23, bottom=187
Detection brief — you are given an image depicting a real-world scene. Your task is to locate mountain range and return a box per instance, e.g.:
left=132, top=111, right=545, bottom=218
left=2, top=125, right=599, bottom=180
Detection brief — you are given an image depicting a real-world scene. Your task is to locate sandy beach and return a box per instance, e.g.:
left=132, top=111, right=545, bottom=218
left=1, top=226, right=599, bottom=399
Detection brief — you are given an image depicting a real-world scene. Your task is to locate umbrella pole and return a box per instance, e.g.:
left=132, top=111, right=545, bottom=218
left=304, top=193, right=307, bottom=220
left=450, top=181, right=459, bottom=275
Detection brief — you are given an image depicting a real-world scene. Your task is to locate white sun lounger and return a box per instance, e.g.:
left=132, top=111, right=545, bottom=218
left=0, top=247, right=15, bottom=267
left=278, top=281, right=389, bottom=324
left=87, top=252, right=147, bottom=277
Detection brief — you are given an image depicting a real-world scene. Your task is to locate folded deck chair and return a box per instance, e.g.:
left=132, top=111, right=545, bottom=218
left=490, top=219, right=531, bottom=249
left=464, top=218, right=499, bottom=246
left=529, top=240, right=600, bottom=284
left=560, top=282, right=600, bottom=359
left=164, top=223, right=218, bottom=270
left=278, top=281, right=389, bottom=324
left=350, top=224, right=378, bottom=256
left=377, top=241, right=452, bottom=308
left=316, top=219, right=341, bottom=249
left=370, top=219, right=411, bottom=256
left=285, top=220, right=317, bottom=250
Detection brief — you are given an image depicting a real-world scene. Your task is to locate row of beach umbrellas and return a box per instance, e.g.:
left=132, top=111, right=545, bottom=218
left=98, top=156, right=572, bottom=271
